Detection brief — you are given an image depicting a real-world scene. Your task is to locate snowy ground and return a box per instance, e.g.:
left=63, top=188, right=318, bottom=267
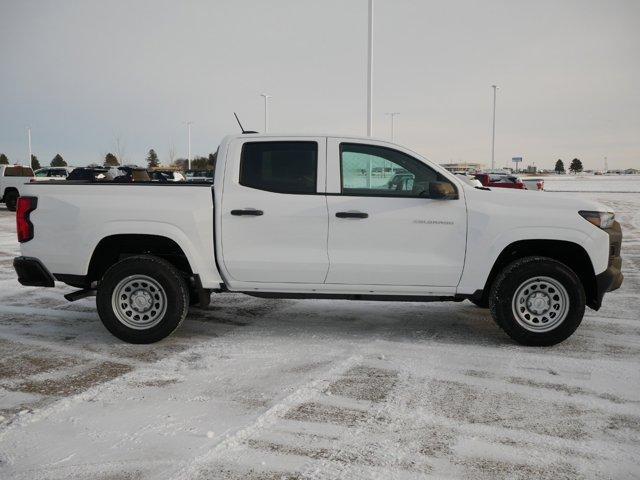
left=534, top=174, right=640, bottom=193
left=0, top=182, right=639, bottom=479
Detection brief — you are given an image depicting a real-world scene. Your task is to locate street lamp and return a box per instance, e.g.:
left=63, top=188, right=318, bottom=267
left=366, top=0, right=373, bottom=137
left=491, top=85, right=498, bottom=170
left=27, top=127, right=32, bottom=168
left=260, top=93, right=272, bottom=133
left=385, top=113, right=399, bottom=142
left=186, top=121, right=193, bottom=170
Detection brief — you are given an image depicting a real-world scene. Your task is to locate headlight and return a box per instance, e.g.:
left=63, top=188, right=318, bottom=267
left=579, top=210, right=615, bottom=229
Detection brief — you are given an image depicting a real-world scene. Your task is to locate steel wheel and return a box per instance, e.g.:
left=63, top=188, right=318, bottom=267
left=511, top=276, right=569, bottom=333
left=111, top=274, right=168, bottom=330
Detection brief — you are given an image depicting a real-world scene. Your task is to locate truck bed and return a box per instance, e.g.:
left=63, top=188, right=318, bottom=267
left=19, top=182, right=223, bottom=288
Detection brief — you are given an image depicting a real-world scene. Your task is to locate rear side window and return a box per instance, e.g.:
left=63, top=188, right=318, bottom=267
left=240, top=142, right=317, bottom=194
left=4, top=166, right=34, bottom=177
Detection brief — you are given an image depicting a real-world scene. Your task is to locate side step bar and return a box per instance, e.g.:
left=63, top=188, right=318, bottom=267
left=64, top=288, right=96, bottom=302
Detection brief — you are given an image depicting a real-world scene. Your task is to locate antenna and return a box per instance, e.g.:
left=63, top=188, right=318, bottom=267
left=233, top=113, right=258, bottom=134
left=234, top=112, right=246, bottom=133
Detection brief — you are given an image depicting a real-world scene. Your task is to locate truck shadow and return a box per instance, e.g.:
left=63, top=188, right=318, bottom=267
left=185, top=296, right=509, bottom=347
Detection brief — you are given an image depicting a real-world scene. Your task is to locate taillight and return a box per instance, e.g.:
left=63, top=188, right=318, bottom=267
left=16, top=197, right=37, bottom=243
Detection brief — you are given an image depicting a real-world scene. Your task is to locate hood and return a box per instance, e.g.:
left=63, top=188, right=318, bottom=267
left=464, top=184, right=613, bottom=214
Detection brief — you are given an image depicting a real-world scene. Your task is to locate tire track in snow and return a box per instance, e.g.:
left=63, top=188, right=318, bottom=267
left=170, top=354, right=363, bottom=480
left=0, top=305, right=96, bottom=321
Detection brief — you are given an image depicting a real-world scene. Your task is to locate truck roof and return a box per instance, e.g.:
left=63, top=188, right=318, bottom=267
left=222, top=133, right=400, bottom=142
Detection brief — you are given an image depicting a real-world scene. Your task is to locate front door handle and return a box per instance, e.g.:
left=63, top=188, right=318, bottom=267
left=336, top=211, right=368, bottom=219
left=231, top=209, right=264, bottom=216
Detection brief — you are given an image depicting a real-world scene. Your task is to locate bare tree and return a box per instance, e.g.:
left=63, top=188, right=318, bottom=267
left=168, top=144, right=177, bottom=166
left=114, top=135, right=127, bottom=165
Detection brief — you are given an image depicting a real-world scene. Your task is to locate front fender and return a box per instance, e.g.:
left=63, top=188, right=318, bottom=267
left=457, top=225, right=608, bottom=294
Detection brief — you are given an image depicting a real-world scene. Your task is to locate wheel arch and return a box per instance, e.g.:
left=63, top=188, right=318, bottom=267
left=479, top=239, right=598, bottom=309
left=88, top=234, right=193, bottom=284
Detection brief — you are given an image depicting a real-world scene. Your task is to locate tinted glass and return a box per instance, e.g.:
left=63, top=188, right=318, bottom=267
left=49, top=169, right=68, bottom=177
left=4, top=166, right=34, bottom=177
left=340, top=143, right=453, bottom=198
left=240, top=142, right=317, bottom=194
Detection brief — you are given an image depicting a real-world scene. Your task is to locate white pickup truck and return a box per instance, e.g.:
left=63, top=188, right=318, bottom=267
left=1, top=165, right=34, bottom=211
left=13, top=134, right=622, bottom=346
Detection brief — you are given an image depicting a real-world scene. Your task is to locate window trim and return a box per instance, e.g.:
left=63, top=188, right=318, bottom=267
left=239, top=141, right=320, bottom=195
left=338, top=142, right=458, bottom=199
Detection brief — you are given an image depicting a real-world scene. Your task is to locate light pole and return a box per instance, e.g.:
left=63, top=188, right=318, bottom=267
left=491, top=85, right=498, bottom=170
left=186, top=121, right=193, bottom=170
left=366, top=0, right=373, bottom=137
left=260, top=93, right=272, bottom=133
left=27, top=127, right=32, bottom=168
left=385, top=112, right=399, bottom=141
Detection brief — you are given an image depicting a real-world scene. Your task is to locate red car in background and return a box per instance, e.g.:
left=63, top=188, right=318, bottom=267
left=474, top=173, right=527, bottom=189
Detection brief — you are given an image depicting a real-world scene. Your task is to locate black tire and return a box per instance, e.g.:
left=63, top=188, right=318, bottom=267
left=4, top=190, right=18, bottom=211
left=469, top=297, right=489, bottom=308
left=96, top=255, right=189, bottom=344
left=489, top=256, right=585, bottom=346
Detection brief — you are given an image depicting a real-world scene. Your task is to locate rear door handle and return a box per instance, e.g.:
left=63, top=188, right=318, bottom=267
left=231, top=209, right=264, bottom=216
left=336, top=211, right=368, bottom=219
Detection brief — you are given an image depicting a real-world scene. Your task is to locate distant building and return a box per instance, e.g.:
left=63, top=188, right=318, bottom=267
left=525, top=165, right=537, bottom=174
left=439, top=162, right=484, bottom=174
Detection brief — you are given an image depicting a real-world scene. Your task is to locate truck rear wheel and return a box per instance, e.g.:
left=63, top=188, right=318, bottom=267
left=96, top=255, right=189, bottom=344
left=4, top=190, right=18, bottom=211
left=489, top=256, right=585, bottom=346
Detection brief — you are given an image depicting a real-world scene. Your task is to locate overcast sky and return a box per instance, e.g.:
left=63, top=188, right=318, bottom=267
left=1, top=0, right=638, bottom=170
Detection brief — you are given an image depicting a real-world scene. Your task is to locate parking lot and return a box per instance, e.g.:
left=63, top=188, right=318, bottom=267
left=0, top=180, right=639, bottom=479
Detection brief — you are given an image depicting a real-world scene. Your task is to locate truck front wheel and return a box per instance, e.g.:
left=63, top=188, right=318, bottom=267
left=489, top=256, right=585, bottom=346
left=96, top=255, right=189, bottom=344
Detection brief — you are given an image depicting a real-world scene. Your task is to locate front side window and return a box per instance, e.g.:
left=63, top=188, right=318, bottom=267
left=49, top=169, right=67, bottom=177
left=340, top=143, right=453, bottom=198
left=35, top=169, right=48, bottom=177
left=240, top=141, right=317, bottom=194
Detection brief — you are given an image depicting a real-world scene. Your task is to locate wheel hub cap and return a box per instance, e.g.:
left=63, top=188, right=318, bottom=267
left=111, top=275, right=167, bottom=330
left=131, top=290, right=153, bottom=312
left=511, top=276, right=569, bottom=333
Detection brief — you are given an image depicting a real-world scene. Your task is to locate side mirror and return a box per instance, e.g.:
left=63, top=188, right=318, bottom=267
left=429, top=181, right=458, bottom=200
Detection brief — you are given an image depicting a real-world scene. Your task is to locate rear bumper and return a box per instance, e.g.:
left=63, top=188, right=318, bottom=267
left=591, top=221, right=623, bottom=310
left=13, top=256, right=55, bottom=287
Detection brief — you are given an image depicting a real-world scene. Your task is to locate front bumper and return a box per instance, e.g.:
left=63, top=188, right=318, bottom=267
left=592, top=221, right=623, bottom=309
left=14, top=256, right=55, bottom=287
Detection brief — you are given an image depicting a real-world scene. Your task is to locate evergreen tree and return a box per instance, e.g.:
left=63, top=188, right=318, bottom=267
left=569, top=158, right=583, bottom=173
left=104, top=152, right=119, bottom=166
left=554, top=159, right=565, bottom=173
left=208, top=151, right=217, bottom=169
left=0, top=154, right=8, bottom=165
left=189, top=152, right=217, bottom=171
left=146, top=149, right=160, bottom=168
left=190, top=156, right=209, bottom=170
left=51, top=154, right=67, bottom=167
left=31, top=155, right=41, bottom=170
